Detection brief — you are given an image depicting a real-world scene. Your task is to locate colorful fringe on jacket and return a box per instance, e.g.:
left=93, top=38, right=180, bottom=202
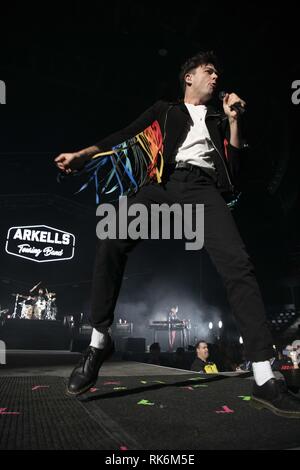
left=62, top=121, right=164, bottom=204
left=57, top=120, right=241, bottom=209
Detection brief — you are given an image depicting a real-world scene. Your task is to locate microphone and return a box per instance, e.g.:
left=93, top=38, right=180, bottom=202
left=219, top=91, right=246, bottom=115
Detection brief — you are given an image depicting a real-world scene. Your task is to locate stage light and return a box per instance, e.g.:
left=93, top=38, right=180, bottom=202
left=218, top=321, right=223, bottom=329
left=208, top=322, right=213, bottom=330
left=239, top=336, right=243, bottom=344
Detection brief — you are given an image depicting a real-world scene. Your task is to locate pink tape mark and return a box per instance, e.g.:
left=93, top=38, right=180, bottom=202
left=215, top=405, right=234, bottom=414
left=31, top=385, right=50, bottom=391
left=89, top=388, right=99, bottom=393
left=0, top=408, right=21, bottom=415
left=120, top=446, right=128, bottom=451
left=181, top=386, right=194, bottom=391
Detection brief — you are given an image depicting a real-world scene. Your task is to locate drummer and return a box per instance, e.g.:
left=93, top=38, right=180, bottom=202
left=32, top=288, right=48, bottom=319
left=36, top=287, right=48, bottom=301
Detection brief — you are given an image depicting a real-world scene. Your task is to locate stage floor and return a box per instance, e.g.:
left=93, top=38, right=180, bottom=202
left=2, top=349, right=199, bottom=377
left=1, top=351, right=300, bottom=451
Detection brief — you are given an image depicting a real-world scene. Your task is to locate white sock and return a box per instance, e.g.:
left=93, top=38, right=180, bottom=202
left=90, top=328, right=106, bottom=350
left=252, top=360, right=275, bottom=386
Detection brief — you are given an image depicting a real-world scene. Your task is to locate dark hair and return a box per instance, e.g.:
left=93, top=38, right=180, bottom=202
left=150, top=342, right=161, bottom=352
left=195, top=340, right=208, bottom=350
left=179, top=51, right=220, bottom=93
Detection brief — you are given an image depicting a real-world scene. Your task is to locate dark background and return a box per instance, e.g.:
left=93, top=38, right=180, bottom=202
left=0, top=2, right=299, bottom=345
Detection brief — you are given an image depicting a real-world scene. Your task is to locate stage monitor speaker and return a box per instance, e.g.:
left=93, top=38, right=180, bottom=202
left=125, top=337, right=145, bottom=353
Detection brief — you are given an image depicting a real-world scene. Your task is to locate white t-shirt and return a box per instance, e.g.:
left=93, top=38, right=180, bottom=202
left=175, top=103, right=216, bottom=175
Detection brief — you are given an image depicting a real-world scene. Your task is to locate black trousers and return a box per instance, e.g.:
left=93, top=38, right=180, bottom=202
left=89, top=167, right=274, bottom=362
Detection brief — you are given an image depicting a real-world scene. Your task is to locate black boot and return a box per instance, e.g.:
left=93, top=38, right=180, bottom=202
left=67, top=336, right=114, bottom=396
left=251, top=378, right=300, bottom=418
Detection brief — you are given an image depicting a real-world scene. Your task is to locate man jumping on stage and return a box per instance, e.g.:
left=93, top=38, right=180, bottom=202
left=55, top=51, right=300, bottom=418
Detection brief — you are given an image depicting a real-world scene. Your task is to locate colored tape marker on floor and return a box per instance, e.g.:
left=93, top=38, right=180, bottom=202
left=0, top=408, right=21, bottom=415
left=215, top=406, right=234, bottom=414
left=137, top=399, right=155, bottom=406
left=238, top=395, right=252, bottom=401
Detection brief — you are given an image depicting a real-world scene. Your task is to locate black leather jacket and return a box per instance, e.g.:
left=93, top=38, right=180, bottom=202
left=95, top=100, right=247, bottom=194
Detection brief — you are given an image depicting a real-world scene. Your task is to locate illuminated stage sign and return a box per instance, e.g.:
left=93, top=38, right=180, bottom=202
left=5, top=225, right=75, bottom=263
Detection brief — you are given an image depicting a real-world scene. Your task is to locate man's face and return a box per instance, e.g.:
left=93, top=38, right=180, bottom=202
left=196, top=342, right=209, bottom=361
left=185, top=63, right=218, bottom=102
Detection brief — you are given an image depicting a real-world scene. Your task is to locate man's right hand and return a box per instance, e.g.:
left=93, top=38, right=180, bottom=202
left=54, top=152, right=87, bottom=174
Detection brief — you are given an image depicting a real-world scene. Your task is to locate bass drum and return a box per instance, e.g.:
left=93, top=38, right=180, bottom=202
left=33, top=299, right=46, bottom=320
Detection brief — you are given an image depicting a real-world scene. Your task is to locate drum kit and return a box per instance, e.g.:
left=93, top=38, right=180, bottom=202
left=11, top=290, right=57, bottom=321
